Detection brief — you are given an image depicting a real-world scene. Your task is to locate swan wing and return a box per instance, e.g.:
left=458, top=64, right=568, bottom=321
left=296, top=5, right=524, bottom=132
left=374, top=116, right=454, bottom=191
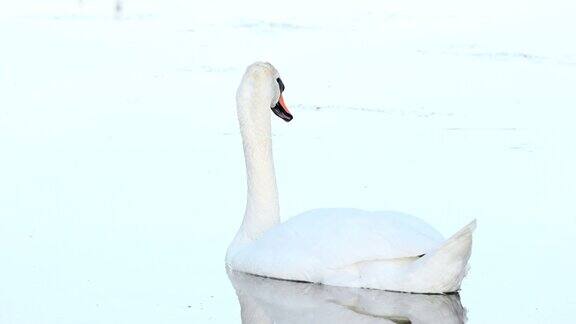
left=229, top=208, right=445, bottom=281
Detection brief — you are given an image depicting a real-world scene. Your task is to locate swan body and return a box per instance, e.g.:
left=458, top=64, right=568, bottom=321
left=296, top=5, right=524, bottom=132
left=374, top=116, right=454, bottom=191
left=226, top=62, right=476, bottom=294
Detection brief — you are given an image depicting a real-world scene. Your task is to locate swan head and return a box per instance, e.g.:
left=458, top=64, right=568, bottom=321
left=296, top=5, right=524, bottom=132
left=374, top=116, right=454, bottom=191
left=237, top=62, right=292, bottom=123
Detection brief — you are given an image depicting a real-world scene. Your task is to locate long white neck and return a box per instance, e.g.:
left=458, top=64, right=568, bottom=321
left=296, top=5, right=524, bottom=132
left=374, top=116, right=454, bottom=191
left=230, top=70, right=280, bottom=251
left=240, top=113, right=280, bottom=239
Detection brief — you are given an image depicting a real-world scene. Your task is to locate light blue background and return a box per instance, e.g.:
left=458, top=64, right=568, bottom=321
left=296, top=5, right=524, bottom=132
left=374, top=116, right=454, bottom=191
left=1, top=1, right=575, bottom=322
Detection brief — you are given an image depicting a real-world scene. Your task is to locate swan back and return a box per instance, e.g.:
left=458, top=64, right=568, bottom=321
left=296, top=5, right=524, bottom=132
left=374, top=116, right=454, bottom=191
left=228, top=209, right=445, bottom=283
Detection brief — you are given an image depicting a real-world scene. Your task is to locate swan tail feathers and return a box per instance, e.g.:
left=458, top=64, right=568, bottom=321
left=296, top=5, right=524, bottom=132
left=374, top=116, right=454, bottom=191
left=413, top=220, right=476, bottom=293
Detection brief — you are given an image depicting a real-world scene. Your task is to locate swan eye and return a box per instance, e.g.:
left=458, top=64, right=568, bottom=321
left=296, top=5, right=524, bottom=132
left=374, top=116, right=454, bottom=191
left=276, top=78, right=285, bottom=93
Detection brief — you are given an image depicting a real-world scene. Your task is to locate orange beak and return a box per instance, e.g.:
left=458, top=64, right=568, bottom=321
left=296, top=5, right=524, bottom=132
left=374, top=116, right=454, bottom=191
left=278, top=94, right=290, bottom=114
left=271, top=94, right=293, bottom=122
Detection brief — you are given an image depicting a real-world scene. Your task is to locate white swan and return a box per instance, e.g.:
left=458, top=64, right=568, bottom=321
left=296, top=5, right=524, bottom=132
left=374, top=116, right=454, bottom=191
left=228, top=270, right=467, bottom=323
left=226, top=62, right=476, bottom=294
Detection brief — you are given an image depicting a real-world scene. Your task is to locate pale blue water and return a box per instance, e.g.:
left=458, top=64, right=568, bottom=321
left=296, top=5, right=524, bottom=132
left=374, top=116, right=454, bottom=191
left=1, top=1, right=575, bottom=323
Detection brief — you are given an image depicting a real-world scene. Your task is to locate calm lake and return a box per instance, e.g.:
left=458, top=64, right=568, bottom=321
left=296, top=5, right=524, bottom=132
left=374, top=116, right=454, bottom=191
left=1, top=1, right=575, bottom=323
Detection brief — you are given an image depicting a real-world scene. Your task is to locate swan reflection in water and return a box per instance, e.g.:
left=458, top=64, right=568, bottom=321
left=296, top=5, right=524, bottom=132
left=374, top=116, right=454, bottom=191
left=228, top=270, right=467, bottom=324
